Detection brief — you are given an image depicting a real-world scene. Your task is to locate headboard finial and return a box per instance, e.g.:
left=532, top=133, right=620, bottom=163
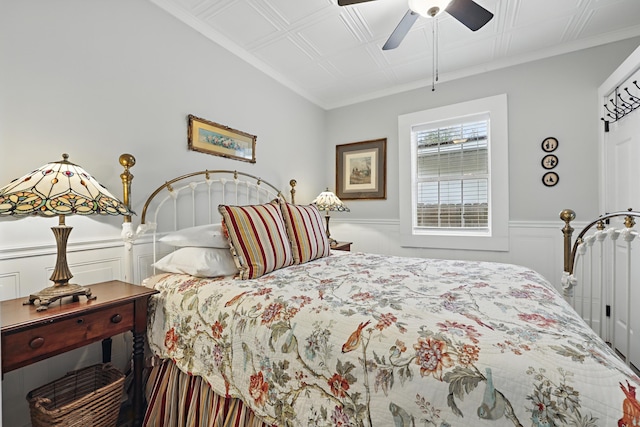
left=289, top=179, right=297, bottom=204
left=119, top=153, right=136, bottom=169
left=119, top=154, right=135, bottom=223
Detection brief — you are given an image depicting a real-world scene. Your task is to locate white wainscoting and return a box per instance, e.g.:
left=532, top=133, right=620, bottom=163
left=0, top=218, right=580, bottom=425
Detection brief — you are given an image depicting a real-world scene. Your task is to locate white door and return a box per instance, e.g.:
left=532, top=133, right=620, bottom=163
left=601, top=65, right=640, bottom=367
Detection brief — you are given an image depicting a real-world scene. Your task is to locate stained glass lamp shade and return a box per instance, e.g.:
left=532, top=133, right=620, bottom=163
left=0, top=153, right=132, bottom=310
left=311, top=188, right=350, bottom=246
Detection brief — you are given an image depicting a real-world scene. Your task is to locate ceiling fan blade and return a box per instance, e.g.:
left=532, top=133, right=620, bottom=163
left=445, top=0, right=493, bottom=31
left=382, top=10, right=419, bottom=50
left=337, top=0, right=376, bottom=6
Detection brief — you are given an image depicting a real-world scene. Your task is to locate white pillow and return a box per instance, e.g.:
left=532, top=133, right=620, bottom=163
left=153, top=247, right=238, bottom=278
left=159, top=224, right=228, bottom=248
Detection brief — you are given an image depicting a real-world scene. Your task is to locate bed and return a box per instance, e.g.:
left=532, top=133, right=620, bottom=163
left=121, top=164, right=640, bottom=427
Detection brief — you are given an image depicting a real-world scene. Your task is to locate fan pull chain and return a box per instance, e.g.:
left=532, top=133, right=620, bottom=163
left=432, top=17, right=439, bottom=91
left=435, top=17, right=439, bottom=86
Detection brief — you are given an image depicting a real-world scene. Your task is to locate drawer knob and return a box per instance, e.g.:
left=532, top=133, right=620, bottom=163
left=77, top=318, right=84, bottom=324
left=111, top=314, right=122, bottom=324
left=29, top=337, right=45, bottom=349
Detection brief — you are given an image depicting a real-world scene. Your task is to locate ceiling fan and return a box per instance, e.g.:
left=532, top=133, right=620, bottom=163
left=337, top=0, right=494, bottom=50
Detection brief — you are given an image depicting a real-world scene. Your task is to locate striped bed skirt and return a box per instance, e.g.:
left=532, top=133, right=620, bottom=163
left=144, top=359, right=269, bottom=427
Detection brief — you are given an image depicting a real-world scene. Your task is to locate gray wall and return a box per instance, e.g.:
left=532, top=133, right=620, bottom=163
left=325, top=37, right=640, bottom=224
left=0, top=0, right=327, bottom=251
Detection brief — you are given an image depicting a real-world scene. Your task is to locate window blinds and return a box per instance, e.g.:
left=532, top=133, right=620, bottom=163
left=414, top=119, right=489, bottom=229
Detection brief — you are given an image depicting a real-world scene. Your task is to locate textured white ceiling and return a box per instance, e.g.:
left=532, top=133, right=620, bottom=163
left=150, top=0, right=640, bottom=109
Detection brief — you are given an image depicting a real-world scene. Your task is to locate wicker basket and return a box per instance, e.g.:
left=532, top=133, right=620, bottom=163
left=27, top=363, right=125, bottom=427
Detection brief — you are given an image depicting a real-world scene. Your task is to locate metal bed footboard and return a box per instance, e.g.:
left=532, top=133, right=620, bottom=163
left=561, top=208, right=640, bottom=366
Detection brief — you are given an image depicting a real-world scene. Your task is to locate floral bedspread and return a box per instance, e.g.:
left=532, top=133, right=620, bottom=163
left=145, top=251, right=640, bottom=427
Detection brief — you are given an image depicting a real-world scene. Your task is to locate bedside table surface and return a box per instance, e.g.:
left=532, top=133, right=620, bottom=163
left=1, top=280, right=157, bottom=334
left=331, top=241, right=353, bottom=251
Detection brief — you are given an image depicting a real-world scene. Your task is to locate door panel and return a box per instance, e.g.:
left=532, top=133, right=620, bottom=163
left=603, top=68, right=640, bottom=366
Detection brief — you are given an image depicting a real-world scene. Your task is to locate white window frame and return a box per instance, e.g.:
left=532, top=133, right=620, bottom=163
left=398, top=94, right=509, bottom=251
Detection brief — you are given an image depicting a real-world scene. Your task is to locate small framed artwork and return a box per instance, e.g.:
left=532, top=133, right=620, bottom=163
left=541, top=154, right=558, bottom=170
left=336, top=138, right=386, bottom=200
left=541, top=137, right=558, bottom=152
left=542, top=171, right=559, bottom=187
left=188, top=114, right=256, bottom=163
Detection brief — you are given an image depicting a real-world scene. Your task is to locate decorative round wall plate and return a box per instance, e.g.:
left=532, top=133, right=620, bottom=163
left=541, top=154, right=558, bottom=170
left=542, top=172, right=559, bottom=187
left=541, top=137, right=558, bottom=152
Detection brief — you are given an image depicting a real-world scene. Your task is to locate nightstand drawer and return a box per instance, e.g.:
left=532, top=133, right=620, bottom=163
left=2, top=304, right=134, bottom=372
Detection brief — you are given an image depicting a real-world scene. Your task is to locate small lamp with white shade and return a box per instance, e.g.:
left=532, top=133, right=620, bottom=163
left=311, top=188, right=350, bottom=247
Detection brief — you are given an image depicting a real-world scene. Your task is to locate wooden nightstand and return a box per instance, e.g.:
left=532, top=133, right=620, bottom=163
left=331, top=241, right=352, bottom=251
left=1, top=280, right=158, bottom=427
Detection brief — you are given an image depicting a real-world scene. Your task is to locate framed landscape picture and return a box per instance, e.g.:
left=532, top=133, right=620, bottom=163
left=188, top=114, right=256, bottom=163
left=336, top=138, right=386, bottom=200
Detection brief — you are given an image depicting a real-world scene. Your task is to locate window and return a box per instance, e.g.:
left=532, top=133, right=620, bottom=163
left=415, top=118, right=489, bottom=229
left=398, top=94, right=509, bottom=251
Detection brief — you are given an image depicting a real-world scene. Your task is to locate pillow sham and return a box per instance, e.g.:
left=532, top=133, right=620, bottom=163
left=159, top=223, right=228, bottom=248
left=279, top=201, right=330, bottom=264
left=218, top=202, right=293, bottom=280
left=152, top=247, right=238, bottom=278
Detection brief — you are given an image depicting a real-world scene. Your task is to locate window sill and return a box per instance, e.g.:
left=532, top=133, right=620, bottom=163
left=400, top=232, right=509, bottom=252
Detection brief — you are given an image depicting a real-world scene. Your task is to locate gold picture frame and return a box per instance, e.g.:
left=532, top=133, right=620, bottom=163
left=188, top=114, right=256, bottom=163
left=336, top=138, right=387, bottom=200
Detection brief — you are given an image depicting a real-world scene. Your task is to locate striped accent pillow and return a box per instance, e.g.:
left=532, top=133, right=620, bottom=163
left=218, top=202, right=293, bottom=279
left=279, top=201, right=330, bottom=264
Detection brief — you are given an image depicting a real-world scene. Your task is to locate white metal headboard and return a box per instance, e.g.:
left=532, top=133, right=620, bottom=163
left=139, top=170, right=287, bottom=227
left=131, top=169, right=295, bottom=277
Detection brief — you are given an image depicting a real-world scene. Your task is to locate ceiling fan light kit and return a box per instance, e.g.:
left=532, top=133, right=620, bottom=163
left=408, top=0, right=451, bottom=17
